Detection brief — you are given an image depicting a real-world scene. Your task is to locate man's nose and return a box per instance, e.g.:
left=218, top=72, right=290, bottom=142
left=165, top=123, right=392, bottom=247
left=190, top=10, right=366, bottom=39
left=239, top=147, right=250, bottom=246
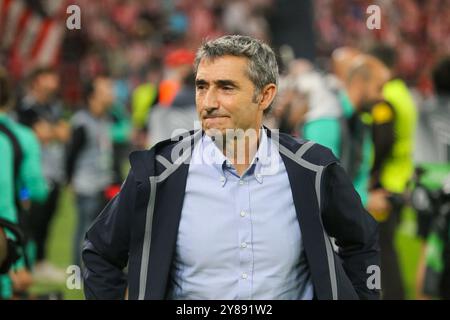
left=203, top=88, right=219, bottom=111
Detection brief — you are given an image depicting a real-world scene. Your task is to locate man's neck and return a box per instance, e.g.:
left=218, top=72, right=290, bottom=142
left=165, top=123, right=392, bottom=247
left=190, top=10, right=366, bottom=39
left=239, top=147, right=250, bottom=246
left=221, top=127, right=262, bottom=177
left=29, top=89, right=48, bottom=105
left=88, top=101, right=106, bottom=119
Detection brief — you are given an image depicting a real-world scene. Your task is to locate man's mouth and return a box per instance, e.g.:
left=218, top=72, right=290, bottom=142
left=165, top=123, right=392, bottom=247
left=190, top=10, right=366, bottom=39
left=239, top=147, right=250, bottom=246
left=203, top=116, right=229, bottom=127
left=203, top=115, right=228, bottom=119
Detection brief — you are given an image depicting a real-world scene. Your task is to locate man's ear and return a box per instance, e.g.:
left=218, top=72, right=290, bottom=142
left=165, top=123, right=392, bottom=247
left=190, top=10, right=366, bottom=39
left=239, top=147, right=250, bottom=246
left=258, top=84, right=277, bottom=112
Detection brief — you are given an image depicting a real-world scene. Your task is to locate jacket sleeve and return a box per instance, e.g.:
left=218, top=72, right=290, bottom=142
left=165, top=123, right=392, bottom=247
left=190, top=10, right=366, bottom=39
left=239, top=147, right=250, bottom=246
left=321, top=162, right=380, bottom=300
left=82, top=168, right=136, bottom=300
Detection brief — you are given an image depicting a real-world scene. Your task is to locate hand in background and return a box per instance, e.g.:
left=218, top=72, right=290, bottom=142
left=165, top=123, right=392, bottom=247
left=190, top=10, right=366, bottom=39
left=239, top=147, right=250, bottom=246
left=368, top=189, right=392, bottom=222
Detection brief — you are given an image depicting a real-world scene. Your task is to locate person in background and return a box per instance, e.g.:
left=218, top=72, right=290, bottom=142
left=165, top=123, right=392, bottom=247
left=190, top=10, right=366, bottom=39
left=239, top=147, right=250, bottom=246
left=297, top=60, right=344, bottom=156
left=414, top=56, right=450, bottom=299
left=414, top=56, right=450, bottom=167
left=271, top=59, right=310, bottom=136
left=301, top=49, right=390, bottom=208
left=131, top=63, right=161, bottom=150
left=15, top=67, right=69, bottom=282
left=66, top=75, right=115, bottom=268
left=342, top=55, right=390, bottom=209
left=368, top=44, right=418, bottom=300
left=158, top=49, right=196, bottom=108
left=109, top=86, right=132, bottom=185
left=144, top=49, right=196, bottom=147
left=0, top=69, right=15, bottom=297
left=148, top=71, right=198, bottom=145
left=332, top=47, right=362, bottom=85
left=0, top=67, right=48, bottom=299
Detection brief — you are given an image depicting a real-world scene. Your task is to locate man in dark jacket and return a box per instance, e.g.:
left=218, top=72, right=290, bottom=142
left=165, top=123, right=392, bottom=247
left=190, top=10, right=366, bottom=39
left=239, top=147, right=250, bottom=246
left=83, top=35, right=380, bottom=300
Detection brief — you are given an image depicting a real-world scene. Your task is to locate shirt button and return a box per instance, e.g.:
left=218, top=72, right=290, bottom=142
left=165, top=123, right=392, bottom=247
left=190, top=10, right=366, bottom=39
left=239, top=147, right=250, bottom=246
left=240, top=211, right=246, bottom=217
left=242, top=273, right=248, bottom=280
left=256, top=173, right=262, bottom=179
left=220, top=176, right=225, bottom=182
left=239, top=180, right=245, bottom=185
left=241, top=242, right=247, bottom=248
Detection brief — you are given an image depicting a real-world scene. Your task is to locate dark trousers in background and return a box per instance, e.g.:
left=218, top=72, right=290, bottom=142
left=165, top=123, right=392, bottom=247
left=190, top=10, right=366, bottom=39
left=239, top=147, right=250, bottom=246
left=379, top=205, right=405, bottom=299
left=29, top=184, right=61, bottom=262
left=73, top=192, right=105, bottom=268
left=440, top=236, right=450, bottom=299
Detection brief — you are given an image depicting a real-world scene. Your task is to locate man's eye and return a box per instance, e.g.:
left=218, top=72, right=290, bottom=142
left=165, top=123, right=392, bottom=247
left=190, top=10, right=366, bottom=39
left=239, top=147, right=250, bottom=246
left=196, top=85, right=205, bottom=90
left=223, top=86, right=234, bottom=91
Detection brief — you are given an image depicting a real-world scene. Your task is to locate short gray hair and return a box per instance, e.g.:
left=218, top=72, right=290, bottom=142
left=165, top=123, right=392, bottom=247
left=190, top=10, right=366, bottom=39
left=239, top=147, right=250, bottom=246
left=194, top=35, right=278, bottom=106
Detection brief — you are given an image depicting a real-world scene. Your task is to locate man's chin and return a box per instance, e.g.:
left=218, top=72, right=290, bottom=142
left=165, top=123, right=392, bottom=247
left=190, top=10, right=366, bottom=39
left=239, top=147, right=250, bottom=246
left=204, top=127, right=227, bottom=137
left=203, top=120, right=227, bottom=134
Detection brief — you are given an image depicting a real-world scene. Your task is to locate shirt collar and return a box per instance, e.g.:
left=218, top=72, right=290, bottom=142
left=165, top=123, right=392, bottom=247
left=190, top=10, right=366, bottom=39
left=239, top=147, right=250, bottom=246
left=200, top=127, right=272, bottom=186
left=253, top=127, right=272, bottom=183
left=201, top=133, right=229, bottom=173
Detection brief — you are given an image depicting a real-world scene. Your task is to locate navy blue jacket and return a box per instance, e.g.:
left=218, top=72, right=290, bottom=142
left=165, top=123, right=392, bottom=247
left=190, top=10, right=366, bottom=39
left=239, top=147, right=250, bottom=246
left=83, top=129, right=380, bottom=300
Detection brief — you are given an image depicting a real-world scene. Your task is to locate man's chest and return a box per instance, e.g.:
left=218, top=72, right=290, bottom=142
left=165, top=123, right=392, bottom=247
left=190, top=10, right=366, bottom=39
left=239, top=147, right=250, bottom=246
left=175, top=162, right=302, bottom=270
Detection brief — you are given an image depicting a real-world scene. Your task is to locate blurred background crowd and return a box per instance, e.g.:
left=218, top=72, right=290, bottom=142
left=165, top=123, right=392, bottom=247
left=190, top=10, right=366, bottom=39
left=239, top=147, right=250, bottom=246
left=0, top=0, right=449, bottom=300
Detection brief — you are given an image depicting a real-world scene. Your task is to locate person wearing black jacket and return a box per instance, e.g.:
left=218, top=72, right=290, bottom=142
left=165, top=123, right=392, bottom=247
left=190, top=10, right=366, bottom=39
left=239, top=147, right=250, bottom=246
left=83, top=35, right=379, bottom=300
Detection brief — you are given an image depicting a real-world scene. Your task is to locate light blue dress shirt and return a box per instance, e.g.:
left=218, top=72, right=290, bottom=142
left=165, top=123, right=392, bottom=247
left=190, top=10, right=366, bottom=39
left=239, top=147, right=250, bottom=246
left=168, top=129, right=313, bottom=300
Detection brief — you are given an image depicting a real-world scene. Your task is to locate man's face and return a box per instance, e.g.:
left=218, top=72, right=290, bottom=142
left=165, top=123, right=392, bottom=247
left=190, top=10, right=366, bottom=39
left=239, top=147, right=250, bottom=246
left=195, top=56, right=262, bottom=136
left=35, top=73, right=59, bottom=99
left=361, top=66, right=390, bottom=111
left=91, top=77, right=115, bottom=116
left=97, top=77, right=115, bottom=108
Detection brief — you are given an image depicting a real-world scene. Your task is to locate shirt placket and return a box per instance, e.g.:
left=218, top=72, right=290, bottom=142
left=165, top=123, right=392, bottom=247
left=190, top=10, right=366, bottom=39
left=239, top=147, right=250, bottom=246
left=235, top=175, right=253, bottom=299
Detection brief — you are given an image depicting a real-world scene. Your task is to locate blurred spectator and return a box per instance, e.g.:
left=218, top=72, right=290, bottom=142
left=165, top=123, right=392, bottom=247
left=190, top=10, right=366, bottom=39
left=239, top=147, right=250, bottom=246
left=145, top=49, right=196, bottom=146
left=414, top=56, right=450, bottom=299
left=415, top=57, right=450, bottom=164
left=298, top=51, right=389, bottom=207
left=368, top=44, right=418, bottom=300
left=130, top=63, right=162, bottom=150
left=0, top=68, right=16, bottom=298
left=331, top=47, right=361, bottom=84
left=65, top=75, right=115, bottom=267
left=109, top=82, right=132, bottom=184
left=345, top=55, right=390, bottom=208
left=270, top=59, right=310, bottom=135
left=0, top=67, right=48, bottom=298
left=159, top=49, right=196, bottom=107
left=15, top=66, right=68, bottom=282
left=131, top=63, right=161, bottom=131
left=297, top=63, right=344, bottom=155
left=148, top=71, right=197, bottom=145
